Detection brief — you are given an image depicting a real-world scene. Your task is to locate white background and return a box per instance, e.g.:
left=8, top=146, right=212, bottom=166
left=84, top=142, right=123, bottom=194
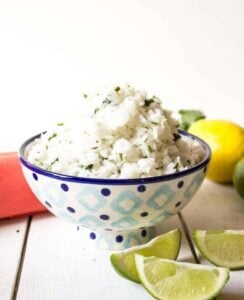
left=0, top=0, right=243, bottom=151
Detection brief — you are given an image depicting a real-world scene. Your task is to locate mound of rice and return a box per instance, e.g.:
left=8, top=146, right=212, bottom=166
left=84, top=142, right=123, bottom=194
left=26, top=84, right=205, bottom=178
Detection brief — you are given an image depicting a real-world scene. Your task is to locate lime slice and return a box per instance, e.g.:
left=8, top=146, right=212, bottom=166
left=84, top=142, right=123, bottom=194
left=135, top=255, right=229, bottom=300
left=194, top=230, right=244, bottom=269
left=110, top=229, right=181, bottom=283
left=233, top=157, right=244, bottom=199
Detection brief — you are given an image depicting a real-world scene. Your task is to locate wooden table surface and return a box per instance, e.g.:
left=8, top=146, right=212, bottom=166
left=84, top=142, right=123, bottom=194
left=1, top=179, right=244, bottom=300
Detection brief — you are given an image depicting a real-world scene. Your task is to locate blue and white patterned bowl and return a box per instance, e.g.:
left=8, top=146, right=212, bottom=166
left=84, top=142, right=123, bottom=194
left=19, top=130, right=211, bottom=250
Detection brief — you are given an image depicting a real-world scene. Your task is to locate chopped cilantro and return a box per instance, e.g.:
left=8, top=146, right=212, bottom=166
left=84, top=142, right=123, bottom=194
left=119, top=153, right=123, bottom=161
left=173, top=133, right=181, bottom=141
left=94, top=108, right=99, bottom=114
left=144, top=99, right=154, bottom=107
left=57, top=122, right=64, bottom=126
left=48, top=133, right=57, bottom=141
left=147, top=145, right=153, bottom=153
left=85, top=164, right=93, bottom=170
left=83, top=93, right=88, bottom=98
left=102, top=97, right=112, bottom=105
left=114, top=86, right=120, bottom=92
left=173, top=162, right=179, bottom=170
left=151, top=121, right=159, bottom=125
left=51, top=158, right=59, bottom=166
left=178, top=109, right=206, bottom=131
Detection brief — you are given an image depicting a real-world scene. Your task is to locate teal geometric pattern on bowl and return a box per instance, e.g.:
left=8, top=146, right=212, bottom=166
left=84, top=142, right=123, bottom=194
left=19, top=130, right=211, bottom=250
left=78, top=215, right=106, bottom=228
left=184, top=173, right=205, bottom=198
left=147, top=185, right=175, bottom=209
left=111, top=216, right=139, bottom=229
left=77, top=186, right=108, bottom=212
left=76, top=225, right=156, bottom=250
left=110, top=191, right=142, bottom=214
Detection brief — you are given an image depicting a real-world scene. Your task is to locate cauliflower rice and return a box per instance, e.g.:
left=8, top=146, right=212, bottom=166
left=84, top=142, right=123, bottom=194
left=26, top=84, right=205, bottom=178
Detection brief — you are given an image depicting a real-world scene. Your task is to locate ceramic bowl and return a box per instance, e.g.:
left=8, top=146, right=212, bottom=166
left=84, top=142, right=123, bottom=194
left=19, top=130, right=211, bottom=250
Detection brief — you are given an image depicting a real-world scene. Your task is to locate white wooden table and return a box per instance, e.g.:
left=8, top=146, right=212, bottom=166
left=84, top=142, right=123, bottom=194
left=1, top=179, right=244, bottom=300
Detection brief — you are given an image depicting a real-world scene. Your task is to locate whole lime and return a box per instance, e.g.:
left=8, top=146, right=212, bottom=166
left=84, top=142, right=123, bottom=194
left=233, top=158, right=244, bottom=198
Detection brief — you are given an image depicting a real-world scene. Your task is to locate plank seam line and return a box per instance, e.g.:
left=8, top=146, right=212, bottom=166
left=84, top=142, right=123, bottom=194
left=178, top=212, right=200, bottom=264
left=11, top=216, right=32, bottom=300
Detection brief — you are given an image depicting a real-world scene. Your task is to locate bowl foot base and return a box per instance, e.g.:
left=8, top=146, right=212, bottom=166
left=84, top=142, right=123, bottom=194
left=76, top=226, right=156, bottom=250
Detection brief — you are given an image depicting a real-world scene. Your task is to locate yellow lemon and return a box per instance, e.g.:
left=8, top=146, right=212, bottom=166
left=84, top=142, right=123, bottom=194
left=189, top=120, right=244, bottom=183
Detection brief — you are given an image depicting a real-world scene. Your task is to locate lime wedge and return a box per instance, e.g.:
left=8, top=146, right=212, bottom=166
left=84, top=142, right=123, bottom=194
left=135, top=255, right=229, bottom=300
left=194, top=230, right=244, bottom=270
left=110, top=229, right=181, bottom=283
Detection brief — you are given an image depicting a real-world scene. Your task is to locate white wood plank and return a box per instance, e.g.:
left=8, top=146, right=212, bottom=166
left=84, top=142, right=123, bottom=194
left=0, top=217, right=29, bottom=300
left=17, top=212, right=194, bottom=300
left=181, top=180, right=244, bottom=300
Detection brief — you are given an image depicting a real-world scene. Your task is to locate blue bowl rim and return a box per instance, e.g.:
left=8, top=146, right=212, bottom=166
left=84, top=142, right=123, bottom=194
left=19, top=130, right=211, bottom=185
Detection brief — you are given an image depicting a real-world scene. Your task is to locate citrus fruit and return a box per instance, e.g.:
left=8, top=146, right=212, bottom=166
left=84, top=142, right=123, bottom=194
left=110, top=229, right=181, bottom=283
left=189, top=119, right=244, bottom=183
left=194, top=230, right=244, bottom=269
left=135, top=255, right=229, bottom=300
left=233, top=157, right=244, bottom=198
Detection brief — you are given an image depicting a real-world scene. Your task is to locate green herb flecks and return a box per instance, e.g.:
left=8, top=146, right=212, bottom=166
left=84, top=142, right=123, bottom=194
left=173, top=133, right=181, bottom=142
left=83, top=93, right=88, bottom=98
left=178, top=109, right=206, bottom=131
left=173, top=162, right=179, bottom=170
left=114, top=86, right=120, bottom=92
left=151, top=121, right=159, bottom=125
left=147, top=145, right=153, bottom=153
left=94, top=108, right=99, bottom=114
left=57, top=122, right=64, bottom=126
left=144, top=99, right=154, bottom=107
left=48, top=133, right=57, bottom=141
left=51, top=158, right=59, bottom=166
left=119, top=153, right=123, bottom=161
left=102, top=97, right=112, bottom=105
left=85, top=164, right=93, bottom=170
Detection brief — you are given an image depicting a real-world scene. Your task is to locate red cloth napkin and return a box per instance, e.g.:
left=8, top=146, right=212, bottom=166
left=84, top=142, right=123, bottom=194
left=0, top=152, right=46, bottom=219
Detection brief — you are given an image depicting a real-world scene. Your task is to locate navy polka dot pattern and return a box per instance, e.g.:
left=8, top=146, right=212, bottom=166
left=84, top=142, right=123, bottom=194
left=45, top=201, right=52, bottom=208
left=67, top=206, right=75, bottom=213
left=140, top=212, right=148, bottom=217
left=137, top=185, right=146, bottom=193
left=141, top=229, right=147, bottom=237
left=90, top=232, right=96, bottom=240
left=116, top=235, right=123, bottom=243
left=177, top=181, right=184, bottom=188
left=101, top=188, right=111, bottom=196
left=32, top=173, right=38, bottom=181
left=61, top=183, right=69, bottom=192
left=100, top=214, right=110, bottom=220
